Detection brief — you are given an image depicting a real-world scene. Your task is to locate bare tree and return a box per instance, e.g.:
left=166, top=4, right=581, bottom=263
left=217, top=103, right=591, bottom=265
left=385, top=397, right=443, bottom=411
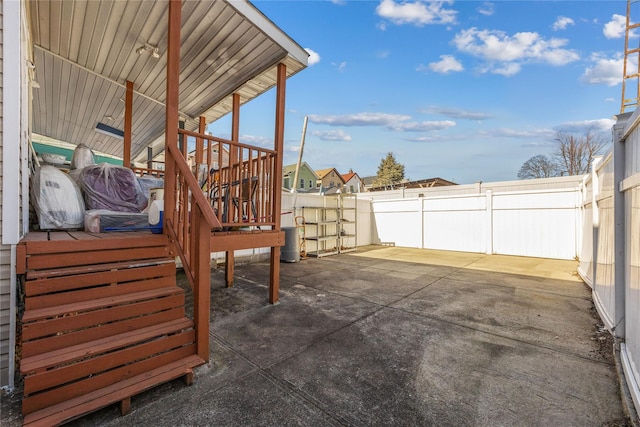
left=517, top=154, right=559, bottom=179
left=553, top=130, right=608, bottom=176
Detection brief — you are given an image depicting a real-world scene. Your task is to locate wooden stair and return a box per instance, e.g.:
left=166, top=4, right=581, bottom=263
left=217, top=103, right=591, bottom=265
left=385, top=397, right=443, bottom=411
left=17, top=232, right=205, bottom=426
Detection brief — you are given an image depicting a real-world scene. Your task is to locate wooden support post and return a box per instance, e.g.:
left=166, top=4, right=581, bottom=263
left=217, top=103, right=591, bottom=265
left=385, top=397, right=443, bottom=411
left=120, top=397, right=131, bottom=416
left=225, top=252, right=235, bottom=288
left=184, top=369, right=195, bottom=386
left=270, top=64, right=287, bottom=304
left=225, top=94, right=241, bottom=286
left=193, top=208, right=211, bottom=361
left=163, top=0, right=181, bottom=231
left=123, top=81, right=133, bottom=168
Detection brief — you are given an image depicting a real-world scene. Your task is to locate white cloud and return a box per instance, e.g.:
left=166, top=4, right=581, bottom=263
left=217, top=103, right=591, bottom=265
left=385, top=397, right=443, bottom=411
left=423, top=106, right=492, bottom=120
left=555, top=119, right=616, bottom=133
left=387, top=120, right=456, bottom=132
left=480, top=128, right=556, bottom=139
left=491, top=62, right=521, bottom=77
left=477, top=2, right=494, bottom=17
left=311, top=129, right=352, bottom=141
left=376, top=0, right=457, bottom=27
left=337, top=61, right=347, bottom=72
left=424, top=54, right=463, bottom=74
left=330, top=0, right=346, bottom=5
left=239, top=134, right=272, bottom=147
left=452, top=27, right=579, bottom=76
left=305, top=48, right=321, bottom=66
left=553, top=16, right=574, bottom=31
left=603, top=14, right=627, bottom=39
left=580, top=54, right=625, bottom=87
left=308, top=112, right=412, bottom=126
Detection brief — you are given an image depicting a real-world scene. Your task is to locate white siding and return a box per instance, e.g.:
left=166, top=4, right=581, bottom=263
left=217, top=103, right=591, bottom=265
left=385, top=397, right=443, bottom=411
left=0, top=0, right=8, bottom=388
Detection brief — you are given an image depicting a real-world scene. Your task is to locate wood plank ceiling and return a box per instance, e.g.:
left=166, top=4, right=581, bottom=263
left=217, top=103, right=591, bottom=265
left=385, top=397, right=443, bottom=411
left=27, top=0, right=308, bottom=163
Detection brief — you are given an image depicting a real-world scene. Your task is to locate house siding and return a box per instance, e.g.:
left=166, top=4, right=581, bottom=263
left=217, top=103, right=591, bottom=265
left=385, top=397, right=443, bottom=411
left=0, top=0, right=9, bottom=387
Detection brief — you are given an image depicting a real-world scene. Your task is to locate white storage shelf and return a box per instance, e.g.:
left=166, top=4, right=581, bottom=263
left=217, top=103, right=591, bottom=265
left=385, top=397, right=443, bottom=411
left=302, top=194, right=357, bottom=258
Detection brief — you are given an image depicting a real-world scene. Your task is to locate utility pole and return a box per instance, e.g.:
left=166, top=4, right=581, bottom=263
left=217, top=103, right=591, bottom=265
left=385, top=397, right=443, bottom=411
left=291, top=116, right=308, bottom=193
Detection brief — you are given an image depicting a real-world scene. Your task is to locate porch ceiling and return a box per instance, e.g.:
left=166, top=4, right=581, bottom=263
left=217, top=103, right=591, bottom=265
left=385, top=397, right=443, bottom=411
left=27, top=0, right=308, bottom=163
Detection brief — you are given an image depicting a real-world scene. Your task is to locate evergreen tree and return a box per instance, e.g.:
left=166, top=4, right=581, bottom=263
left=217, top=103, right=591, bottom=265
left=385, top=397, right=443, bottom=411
left=374, top=152, right=405, bottom=188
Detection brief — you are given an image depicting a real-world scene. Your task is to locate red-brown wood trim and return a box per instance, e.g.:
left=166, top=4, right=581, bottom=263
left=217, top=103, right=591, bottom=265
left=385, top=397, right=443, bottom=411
left=22, top=354, right=203, bottom=424
left=210, top=231, right=285, bottom=252
left=163, top=0, right=181, bottom=231
left=22, top=306, right=185, bottom=354
left=225, top=251, right=234, bottom=288
left=123, top=80, right=133, bottom=168
left=24, top=329, right=195, bottom=395
left=269, top=63, right=287, bottom=304
left=16, top=243, right=26, bottom=274
left=21, top=318, right=193, bottom=374
left=25, top=276, right=175, bottom=310
left=193, top=210, right=211, bottom=361
left=22, top=287, right=181, bottom=323
left=23, top=233, right=168, bottom=255
left=22, top=345, right=198, bottom=415
left=272, top=63, right=286, bottom=232
left=27, top=246, right=170, bottom=271
left=25, top=262, right=176, bottom=297
left=270, top=248, right=281, bottom=304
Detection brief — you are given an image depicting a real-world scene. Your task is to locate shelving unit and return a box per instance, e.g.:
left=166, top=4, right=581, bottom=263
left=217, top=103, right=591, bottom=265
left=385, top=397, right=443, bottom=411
left=338, top=193, right=357, bottom=253
left=302, top=193, right=357, bottom=258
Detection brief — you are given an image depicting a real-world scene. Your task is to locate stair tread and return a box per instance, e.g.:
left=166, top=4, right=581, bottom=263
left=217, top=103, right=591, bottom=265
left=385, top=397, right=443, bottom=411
left=22, top=354, right=205, bottom=427
left=22, top=286, right=183, bottom=322
left=21, top=318, right=194, bottom=374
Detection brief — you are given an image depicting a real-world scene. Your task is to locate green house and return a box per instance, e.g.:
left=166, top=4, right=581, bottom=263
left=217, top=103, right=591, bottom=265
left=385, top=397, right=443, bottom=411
left=283, top=162, right=318, bottom=191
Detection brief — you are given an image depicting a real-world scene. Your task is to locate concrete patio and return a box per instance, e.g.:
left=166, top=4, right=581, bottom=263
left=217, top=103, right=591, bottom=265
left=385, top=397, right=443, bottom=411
left=1, top=246, right=629, bottom=426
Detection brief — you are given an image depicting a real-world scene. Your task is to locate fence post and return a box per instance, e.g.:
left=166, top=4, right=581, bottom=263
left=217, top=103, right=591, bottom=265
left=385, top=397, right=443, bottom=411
left=485, top=190, right=493, bottom=255
left=613, top=113, right=629, bottom=338
left=420, top=196, right=425, bottom=249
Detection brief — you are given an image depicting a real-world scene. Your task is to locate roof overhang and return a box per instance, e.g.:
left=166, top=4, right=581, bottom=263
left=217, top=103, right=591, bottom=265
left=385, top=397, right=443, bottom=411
left=28, top=0, right=308, bottom=162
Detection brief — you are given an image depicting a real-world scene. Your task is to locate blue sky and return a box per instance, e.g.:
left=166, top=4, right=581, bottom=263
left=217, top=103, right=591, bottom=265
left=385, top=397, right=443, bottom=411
left=208, top=0, right=629, bottom=184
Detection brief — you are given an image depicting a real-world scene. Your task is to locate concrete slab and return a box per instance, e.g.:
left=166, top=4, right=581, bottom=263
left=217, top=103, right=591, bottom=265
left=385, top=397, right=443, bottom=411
left=1, top=246, right=629, bottom=426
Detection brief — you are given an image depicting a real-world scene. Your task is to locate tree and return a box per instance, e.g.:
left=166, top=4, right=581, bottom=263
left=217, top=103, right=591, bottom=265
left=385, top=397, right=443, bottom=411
left=517, top=154, right=559, bottom=179
left=553, top=130, right=608, bottom=176
left=374, top=152, right=405, bottom=187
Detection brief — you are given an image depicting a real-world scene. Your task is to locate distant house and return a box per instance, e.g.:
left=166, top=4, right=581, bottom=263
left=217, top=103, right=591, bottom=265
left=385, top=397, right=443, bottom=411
left=361, top=176, right=379, bottom=191
left=187, top=143, right=230, bottom=185
left=315, top=167, right=346, bottom=191
left=341, top=169, right=365, bottom=193
left=283, top=162, right=318, bottom=191
left=366, top=177, right=457, bottom=192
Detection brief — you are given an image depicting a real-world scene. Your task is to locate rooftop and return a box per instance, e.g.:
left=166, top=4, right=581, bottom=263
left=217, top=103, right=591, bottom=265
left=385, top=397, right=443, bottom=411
left=1, top=246, right=627, bottom=425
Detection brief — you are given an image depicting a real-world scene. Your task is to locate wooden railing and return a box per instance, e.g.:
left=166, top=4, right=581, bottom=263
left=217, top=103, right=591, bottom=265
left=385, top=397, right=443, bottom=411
left=178, top=129, right=277, bottom=230
left=132, top=165, right=165, bottom=178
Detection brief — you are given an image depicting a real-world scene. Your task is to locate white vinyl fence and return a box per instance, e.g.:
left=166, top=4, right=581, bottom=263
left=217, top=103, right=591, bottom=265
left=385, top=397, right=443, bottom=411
left=370, top=185, right=582, bottom=260
left=578, top=110, right=640, bottom=415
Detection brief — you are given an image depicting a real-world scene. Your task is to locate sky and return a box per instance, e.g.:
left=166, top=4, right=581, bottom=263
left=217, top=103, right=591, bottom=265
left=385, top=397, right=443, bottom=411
left=207, top=0, right=631, bottom=184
